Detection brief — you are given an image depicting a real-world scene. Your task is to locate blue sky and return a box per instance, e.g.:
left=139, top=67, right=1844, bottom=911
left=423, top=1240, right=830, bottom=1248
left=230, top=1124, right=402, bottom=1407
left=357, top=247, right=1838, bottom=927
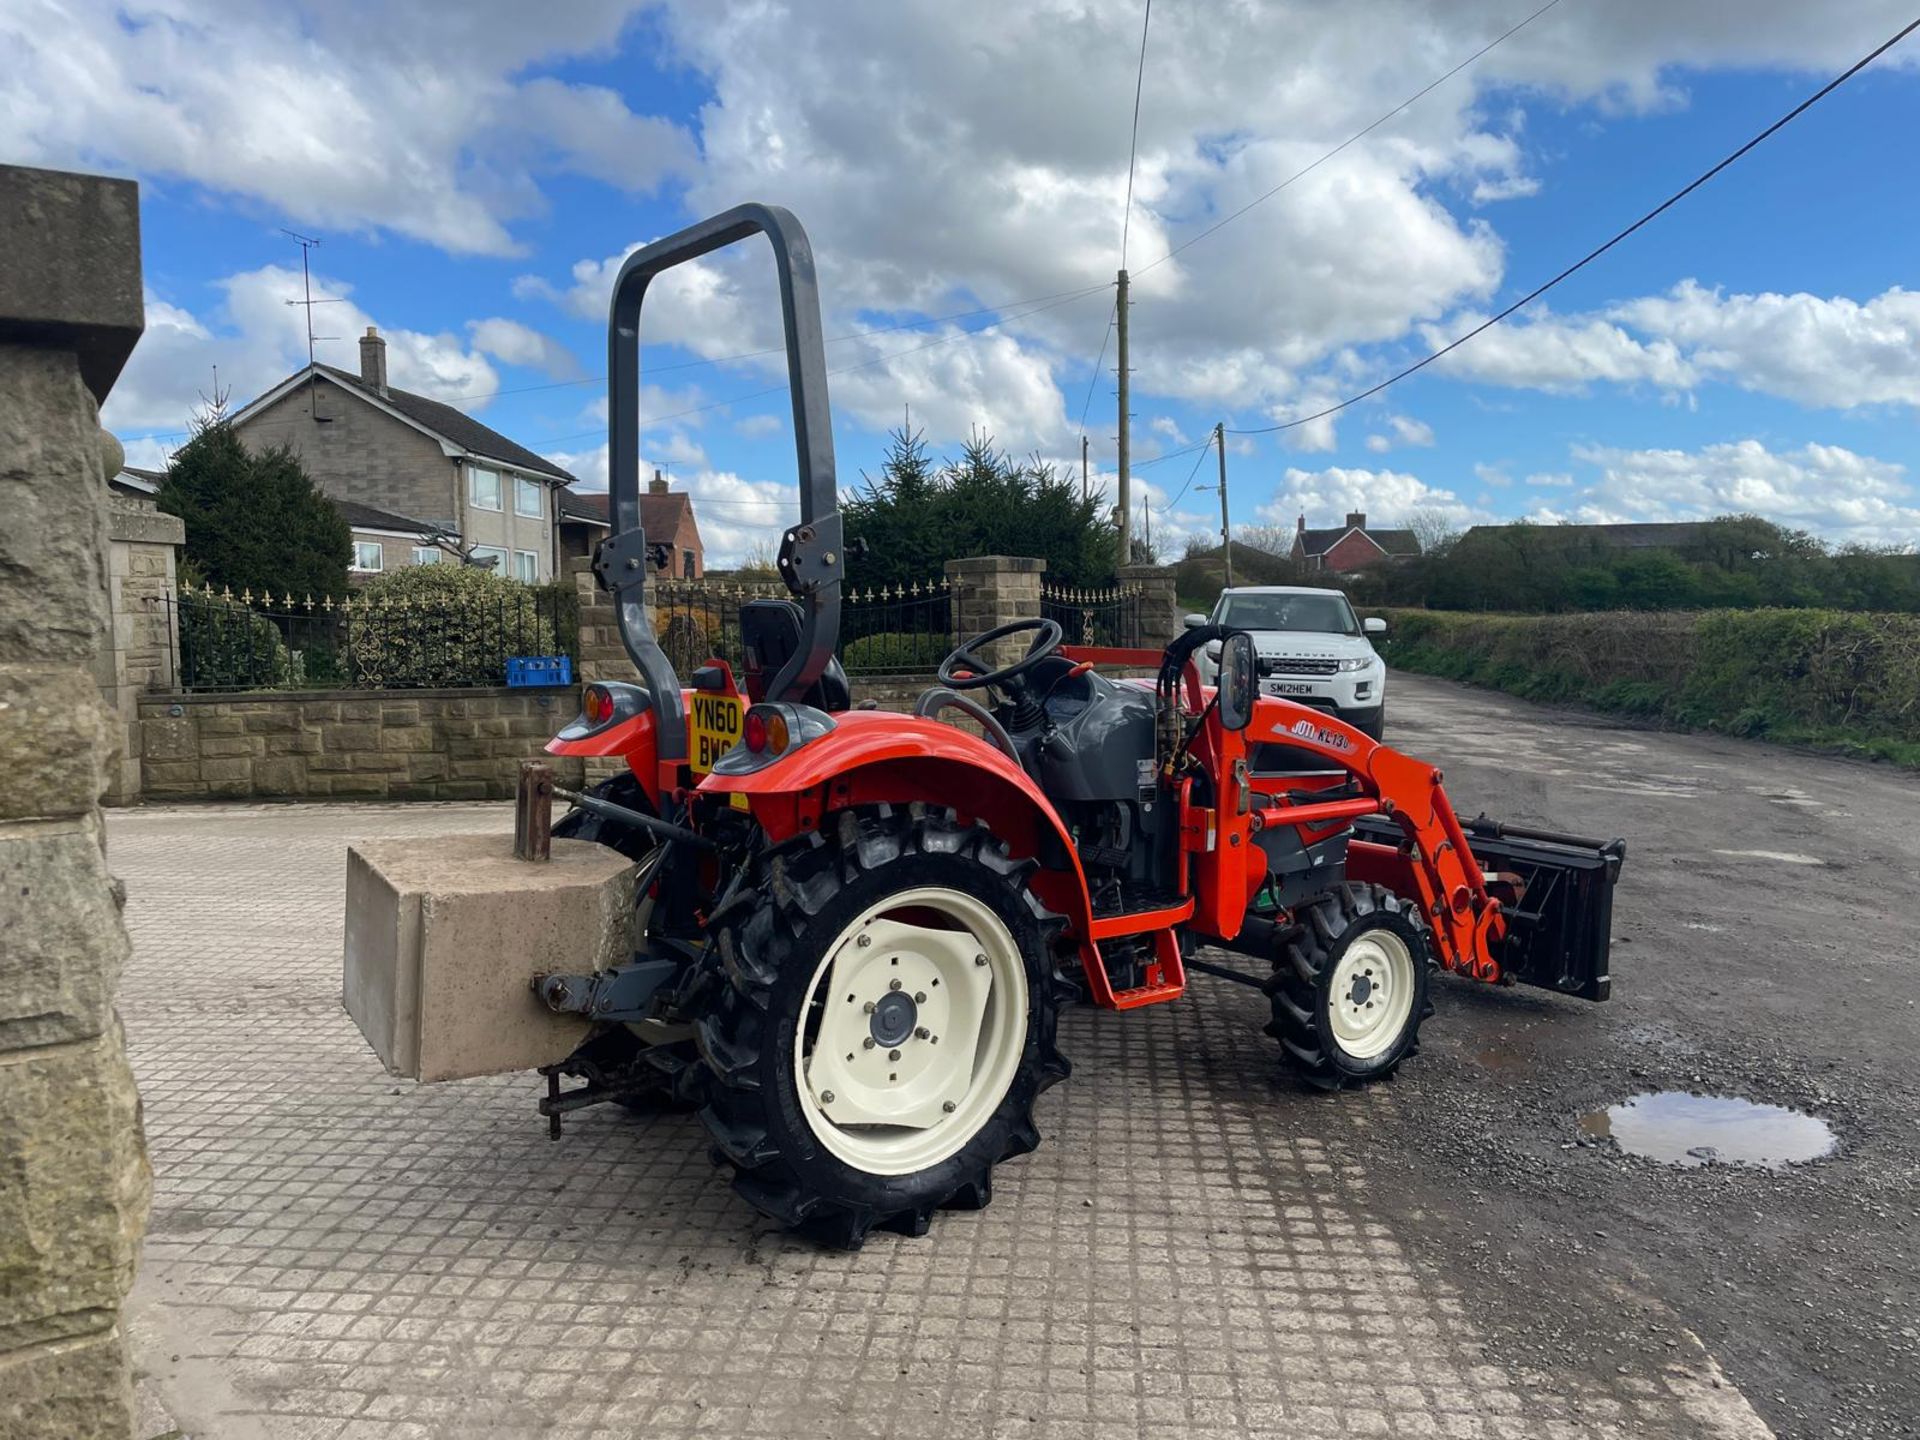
left=9, top=0, right=1919, bottom=563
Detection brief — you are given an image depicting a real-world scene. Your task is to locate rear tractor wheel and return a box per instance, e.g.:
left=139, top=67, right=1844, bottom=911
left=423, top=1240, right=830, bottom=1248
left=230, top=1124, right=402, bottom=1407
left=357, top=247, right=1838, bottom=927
left=694, top=806, right=1070, bottom=1247
left=1265, top=882, right=1434, bottom=1089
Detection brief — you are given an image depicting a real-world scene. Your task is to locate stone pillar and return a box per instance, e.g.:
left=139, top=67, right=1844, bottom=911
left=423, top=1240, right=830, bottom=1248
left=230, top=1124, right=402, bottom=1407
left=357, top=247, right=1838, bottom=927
left=0, top=164, right=153, bottom=1440
left=94, top=493, right=184, bottom=805
left=1118, top=561, right=1180, bottom=648
left=944, top=556, right=1047, bottom=669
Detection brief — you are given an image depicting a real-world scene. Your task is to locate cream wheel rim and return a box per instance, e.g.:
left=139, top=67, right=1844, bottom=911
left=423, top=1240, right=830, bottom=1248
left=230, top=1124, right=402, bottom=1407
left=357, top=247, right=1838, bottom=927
left=794, top=886, right=1029, bottom=1176
left=1327, top=930, right=1416, bottom=1061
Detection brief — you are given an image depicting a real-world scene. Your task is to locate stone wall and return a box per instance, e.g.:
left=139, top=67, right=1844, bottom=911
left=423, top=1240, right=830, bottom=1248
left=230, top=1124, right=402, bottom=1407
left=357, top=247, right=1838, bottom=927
left=0, top=162, right=152, bottom=1440
left=94, top=494, right=183, bottom=805
left=137, top=687, right=584, bottom=801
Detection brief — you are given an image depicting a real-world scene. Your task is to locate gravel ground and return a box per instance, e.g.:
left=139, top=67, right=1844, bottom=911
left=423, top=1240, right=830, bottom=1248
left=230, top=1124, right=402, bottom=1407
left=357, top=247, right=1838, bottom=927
left=1338, top=672, right=1920, bottom=1440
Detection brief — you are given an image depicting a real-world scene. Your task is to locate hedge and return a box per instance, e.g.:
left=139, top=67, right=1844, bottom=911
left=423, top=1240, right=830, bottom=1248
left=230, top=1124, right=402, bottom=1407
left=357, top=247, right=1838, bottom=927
left=1380, top=607, right=1920, bottom=768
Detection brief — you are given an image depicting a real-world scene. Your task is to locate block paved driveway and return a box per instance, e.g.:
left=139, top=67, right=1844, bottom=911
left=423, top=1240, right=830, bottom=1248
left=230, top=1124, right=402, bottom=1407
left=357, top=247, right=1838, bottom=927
left=114, top=797, right=1768, bottom=1440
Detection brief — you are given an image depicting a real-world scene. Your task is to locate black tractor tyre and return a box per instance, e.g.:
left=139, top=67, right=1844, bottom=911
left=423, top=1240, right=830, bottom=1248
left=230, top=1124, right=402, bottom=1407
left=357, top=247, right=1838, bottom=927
left=692, top=805, right=1071, bottom=1248
left=1360, top=704, right=1385, bottom=742
left=552, top=773, right=658, bottom=861
left=1264, top=882, right=1434, bottom=1090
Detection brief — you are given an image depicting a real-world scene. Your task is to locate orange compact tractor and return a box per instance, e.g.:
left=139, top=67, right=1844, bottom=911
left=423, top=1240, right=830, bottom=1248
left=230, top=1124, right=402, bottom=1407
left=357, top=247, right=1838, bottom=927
left=535, top=206, right=1625, bottom=1247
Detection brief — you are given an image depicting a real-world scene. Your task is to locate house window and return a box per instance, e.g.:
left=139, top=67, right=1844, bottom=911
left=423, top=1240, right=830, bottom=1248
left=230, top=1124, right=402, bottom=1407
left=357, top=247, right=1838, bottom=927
left=352, top=541, right=383, bottom=572
left=469, top=467, right=501, bottom=511
left=469, top=546, right=508, bottom=572
left=411, top=546, right=441, bottom=565
left=514, top=477, right=542, bottom=517
left=682, top=549, right=695, bottom=579
left=513, top=550, right=539, bottom=583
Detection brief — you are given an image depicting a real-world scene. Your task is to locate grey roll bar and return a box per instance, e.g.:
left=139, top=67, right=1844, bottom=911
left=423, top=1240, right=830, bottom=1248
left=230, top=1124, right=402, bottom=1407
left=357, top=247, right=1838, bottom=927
left=597, top=204, right=843, bottom=766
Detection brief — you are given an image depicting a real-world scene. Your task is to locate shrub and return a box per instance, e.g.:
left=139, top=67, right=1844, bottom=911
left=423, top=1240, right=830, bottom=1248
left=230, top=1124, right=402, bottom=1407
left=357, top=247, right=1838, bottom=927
left=1380, top=606, right=1920, bottom=767
left=177, top=595, right=295, bottom=690
left=841, top=630, right=950, bottom=674
left=345, top=564, right=561, bottom=688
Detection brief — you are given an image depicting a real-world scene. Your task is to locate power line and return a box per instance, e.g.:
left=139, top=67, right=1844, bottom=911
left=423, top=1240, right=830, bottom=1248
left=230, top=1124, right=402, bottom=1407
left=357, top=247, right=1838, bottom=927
left=1135, top=0, right=1564, bottom=277
left=1076, top=298, right=1118, bottom=432
left=1226, top=14, right=1920, bottom=437
left=1120, top=0, right=1154, bottom=268
left=1160, top=431, right=1216, bottom=512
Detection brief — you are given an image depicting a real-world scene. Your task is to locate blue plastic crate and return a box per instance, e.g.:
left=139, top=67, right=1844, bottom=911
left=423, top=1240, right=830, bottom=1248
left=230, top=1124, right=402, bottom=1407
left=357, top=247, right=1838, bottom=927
left=506, top=655, right=573, bottom=688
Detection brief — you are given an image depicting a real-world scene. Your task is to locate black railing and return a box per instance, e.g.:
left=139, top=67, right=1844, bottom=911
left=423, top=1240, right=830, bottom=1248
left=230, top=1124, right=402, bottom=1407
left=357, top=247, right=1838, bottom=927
left=649, top=577, right=953, bottom=679
left=1041, top=581, right=1147, bottom=649
left=165, top=585, right=578, bottom=692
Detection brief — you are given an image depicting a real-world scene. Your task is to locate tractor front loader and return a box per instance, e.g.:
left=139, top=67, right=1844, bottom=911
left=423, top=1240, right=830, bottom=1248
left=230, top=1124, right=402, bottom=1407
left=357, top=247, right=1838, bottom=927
left=355, top=205, right=1626, bottom=1249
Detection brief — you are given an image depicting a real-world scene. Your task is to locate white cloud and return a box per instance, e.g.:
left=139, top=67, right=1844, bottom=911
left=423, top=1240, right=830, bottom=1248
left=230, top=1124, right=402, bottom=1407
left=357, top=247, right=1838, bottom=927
left=1255, top=465, right=1488, bottom=533
left=0, top=0, right=692, bottom=256
left=735, top=414, right=783, bottom=439
left=468, top=319, right=581, bottom=379
left=1427, top=282, right=1920, bottom=412
left=1366, top=414, right=1436, bottom=452
left=1571, top=439, right=1920, bottom=547
left=106, top=267, right=500, bottom=438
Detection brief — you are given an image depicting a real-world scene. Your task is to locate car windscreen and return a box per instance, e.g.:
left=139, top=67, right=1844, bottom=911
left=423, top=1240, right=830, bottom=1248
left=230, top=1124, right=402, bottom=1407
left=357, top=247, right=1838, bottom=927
left=1219, top=593, right=1358, bottom=636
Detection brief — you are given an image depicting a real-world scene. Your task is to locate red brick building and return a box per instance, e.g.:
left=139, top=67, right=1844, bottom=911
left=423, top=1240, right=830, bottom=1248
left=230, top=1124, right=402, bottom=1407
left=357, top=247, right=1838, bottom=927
left=1289, top=511, right=1420, bottom=573
left=558, top=470, right=705, bottom=578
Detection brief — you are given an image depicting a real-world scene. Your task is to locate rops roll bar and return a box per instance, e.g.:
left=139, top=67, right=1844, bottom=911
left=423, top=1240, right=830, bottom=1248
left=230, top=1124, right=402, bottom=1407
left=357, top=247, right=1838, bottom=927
left=597, top=204, right=843, bottom=766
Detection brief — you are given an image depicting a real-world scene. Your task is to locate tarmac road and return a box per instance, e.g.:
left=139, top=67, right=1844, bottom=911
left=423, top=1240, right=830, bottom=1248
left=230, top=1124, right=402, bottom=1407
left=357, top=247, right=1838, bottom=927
left=1338, top=671, right=1920, bottom=1440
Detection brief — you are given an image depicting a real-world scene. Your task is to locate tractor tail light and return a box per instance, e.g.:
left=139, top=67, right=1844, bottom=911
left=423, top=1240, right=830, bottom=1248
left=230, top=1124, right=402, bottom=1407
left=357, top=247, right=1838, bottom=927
left=583, top=684, right=615, bottom=725
left=714, top=703, right=836, bottom=776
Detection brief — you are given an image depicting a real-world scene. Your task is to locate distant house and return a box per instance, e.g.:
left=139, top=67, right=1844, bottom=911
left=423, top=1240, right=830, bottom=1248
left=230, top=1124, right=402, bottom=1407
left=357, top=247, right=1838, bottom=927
left=228, top=327, right=576, bottom=582
left=1457, top=520, right=1713, bottom=554
left=557, top=470, right=705, bottom=579
left=1290, top=511, right=1420, bottom=573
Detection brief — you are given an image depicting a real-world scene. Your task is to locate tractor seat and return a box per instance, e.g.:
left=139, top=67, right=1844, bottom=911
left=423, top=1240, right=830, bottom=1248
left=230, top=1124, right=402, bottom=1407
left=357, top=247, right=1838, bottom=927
left=739, top=598, right=852, bottom=712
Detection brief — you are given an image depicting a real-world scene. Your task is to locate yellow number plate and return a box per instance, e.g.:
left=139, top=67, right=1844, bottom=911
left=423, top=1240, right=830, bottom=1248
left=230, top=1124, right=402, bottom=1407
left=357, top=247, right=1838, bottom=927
left=688, top=694, right=744, bottom=775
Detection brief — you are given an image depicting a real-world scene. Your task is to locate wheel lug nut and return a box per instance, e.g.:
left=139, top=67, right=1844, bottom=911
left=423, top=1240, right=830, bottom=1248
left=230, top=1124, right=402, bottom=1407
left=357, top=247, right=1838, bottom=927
left=821, top=1091, right=835, bottom=1104
left=913, top=991, right=927, bottom=1004
left=889, top=978, right=903, bottom=992
left=863, top=1000, right=877, bottom=1014
left=863, top=1038, right=876, bottom=1050
left=888, top=1049, right=901, bottom=1062
left=942, top=1101, right=957, bottom=1114
left=915, top=1026, right=930, bottom=1040
left=974, top=953, right=988, bottom=967
left=856, top=934, right=871, bottom=948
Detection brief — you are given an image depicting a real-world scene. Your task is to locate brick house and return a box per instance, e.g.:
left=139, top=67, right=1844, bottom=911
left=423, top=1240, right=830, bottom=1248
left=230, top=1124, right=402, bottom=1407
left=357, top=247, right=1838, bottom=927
left=1290, top=511, right=1421, bottom=573
left=229, top=328, right=577, bottom=582
left=557, top=470, right=705, bottom=578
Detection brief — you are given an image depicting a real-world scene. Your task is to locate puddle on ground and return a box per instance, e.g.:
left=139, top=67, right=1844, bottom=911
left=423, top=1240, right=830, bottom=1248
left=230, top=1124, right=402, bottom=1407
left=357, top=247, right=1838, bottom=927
left=1580, top=1092, right=1836, bottom=1170
left=1710, top=849, right=1827, bottom=867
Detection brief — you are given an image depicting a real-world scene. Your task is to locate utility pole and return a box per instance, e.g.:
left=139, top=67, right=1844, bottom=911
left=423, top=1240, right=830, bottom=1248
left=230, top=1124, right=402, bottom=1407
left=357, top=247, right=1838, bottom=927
left=1216, top=423, right=1232, bottom=588
left=1081, top=434, right=1090, bottom=502
left=1114, top=268, right=1131, bottom=567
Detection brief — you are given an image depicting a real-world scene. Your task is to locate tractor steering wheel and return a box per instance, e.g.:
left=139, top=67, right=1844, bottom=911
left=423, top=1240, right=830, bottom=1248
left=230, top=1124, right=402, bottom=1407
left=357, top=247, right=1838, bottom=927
left=938, top=618, right=1064, bottom=694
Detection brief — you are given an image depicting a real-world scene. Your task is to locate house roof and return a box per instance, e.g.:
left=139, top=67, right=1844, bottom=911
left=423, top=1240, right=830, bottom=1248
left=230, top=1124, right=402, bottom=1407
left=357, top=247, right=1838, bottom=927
left=110, top=464, right=164, bottom=497
left=231, top=363, right=578, bottom=484
left=1459, top=521, right=1712, bottom=552
left=1297, top=525, right=1420, bottom=558
left=335, top=499, right=437, bottom=536
left=559, top=487, right=698, bottom=543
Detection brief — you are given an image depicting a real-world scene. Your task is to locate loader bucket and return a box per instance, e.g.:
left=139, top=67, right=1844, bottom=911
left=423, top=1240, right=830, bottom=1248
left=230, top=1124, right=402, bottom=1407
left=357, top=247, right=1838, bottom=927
left=1356, top=815, right=1626, bottom=1002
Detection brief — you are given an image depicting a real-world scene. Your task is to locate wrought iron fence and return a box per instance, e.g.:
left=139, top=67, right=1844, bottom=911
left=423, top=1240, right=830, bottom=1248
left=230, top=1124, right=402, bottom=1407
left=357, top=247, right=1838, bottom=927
left=1041, top=580, right=1147, bottom=648
left=164, top=584, right=578, bottom=693
left=649, top=576, right=954, bottom=678
left=840, top=578, right=952, bottom=675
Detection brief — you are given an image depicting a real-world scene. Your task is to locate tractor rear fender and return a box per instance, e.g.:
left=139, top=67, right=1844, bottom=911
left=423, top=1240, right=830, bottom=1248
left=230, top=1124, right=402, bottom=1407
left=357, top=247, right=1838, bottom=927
left=544, top=692, right=664, bottom=810
left=698, top=713, right=1099, bottom=967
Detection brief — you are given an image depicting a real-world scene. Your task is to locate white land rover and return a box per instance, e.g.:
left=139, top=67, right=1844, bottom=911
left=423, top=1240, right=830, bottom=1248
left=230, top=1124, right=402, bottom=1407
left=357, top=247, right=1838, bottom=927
left=1186, top=586, right=1389, bottom=739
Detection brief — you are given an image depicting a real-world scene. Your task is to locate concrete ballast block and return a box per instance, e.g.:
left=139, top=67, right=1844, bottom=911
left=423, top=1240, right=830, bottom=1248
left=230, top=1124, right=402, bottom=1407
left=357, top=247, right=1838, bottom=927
left=343, top=833, right=637, bottom=1083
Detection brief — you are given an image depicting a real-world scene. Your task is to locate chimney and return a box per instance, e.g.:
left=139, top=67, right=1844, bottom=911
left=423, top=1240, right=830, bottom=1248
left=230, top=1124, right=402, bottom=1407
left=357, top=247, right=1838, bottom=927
left=359, top=326, right=388, bottom=395
left=1296, top=512, right=1306, bottom=534
left=1346, top=510, right=1366, bottom=530
left=648, top=467, right=669, bottom=495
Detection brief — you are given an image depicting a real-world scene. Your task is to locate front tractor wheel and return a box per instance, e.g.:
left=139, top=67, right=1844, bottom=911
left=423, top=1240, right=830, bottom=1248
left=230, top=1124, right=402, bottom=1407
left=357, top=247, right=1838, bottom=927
left=1265, top=883, right=1434, bottom=1090
left=695, top=807, right=1068, bottom=1247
